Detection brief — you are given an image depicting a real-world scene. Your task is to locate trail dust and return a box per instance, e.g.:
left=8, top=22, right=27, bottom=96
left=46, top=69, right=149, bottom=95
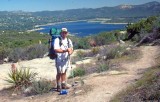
left=0, top=46, right=159, bottom=102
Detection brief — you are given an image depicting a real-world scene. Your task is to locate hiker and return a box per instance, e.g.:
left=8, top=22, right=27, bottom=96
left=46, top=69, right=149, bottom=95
left=54, top=28, right=73, bottom=92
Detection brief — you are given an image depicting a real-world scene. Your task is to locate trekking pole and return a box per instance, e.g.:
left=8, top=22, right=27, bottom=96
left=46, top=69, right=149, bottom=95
left=62, top=41, right=75, bottom=87
left=68, top=55, right=75, bottom=87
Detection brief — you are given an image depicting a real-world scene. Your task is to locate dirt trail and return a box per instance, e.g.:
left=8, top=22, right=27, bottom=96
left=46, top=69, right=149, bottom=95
left=52, top=46, right=159, bottom=102
left=0, top=46, right=159, bottom=102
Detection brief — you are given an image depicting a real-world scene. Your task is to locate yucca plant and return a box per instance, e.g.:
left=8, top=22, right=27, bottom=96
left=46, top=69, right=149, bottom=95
left=5, top=64, right=37, bottom=89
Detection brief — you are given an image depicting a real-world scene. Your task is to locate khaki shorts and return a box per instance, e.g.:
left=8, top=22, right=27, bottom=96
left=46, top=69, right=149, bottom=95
left=56, top=59, right=69, bottom=73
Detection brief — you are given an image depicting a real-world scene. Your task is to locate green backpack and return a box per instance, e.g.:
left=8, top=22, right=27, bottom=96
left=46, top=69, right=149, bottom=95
left=48, top=28, right=61, bottom=59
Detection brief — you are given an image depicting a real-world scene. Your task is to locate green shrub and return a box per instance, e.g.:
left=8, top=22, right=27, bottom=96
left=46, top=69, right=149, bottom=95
left=79, top=47, right=100, bottom=58
left=76, top=50, right=86, bottom=59
left=126, top=16, right=158, bottom=42
left=152, top=16, right=160, bottom=29
left=24, top=44, right=48, bottom=60
left=8, top=44, right=47, bottom=62
left=5, top=67, right=37, bottom=89
left=93, top=32, right=116, bottom=46
left=106, top=45, right=126, bottom=59
left=0, top=30, right=49, bottom=62
left=71, top=50, right=88, bottom=64
left=91, top=47, right=100, bottom=55
left=0, top=46, right=10, bottom=61
left=97, top=61, right=110, bottom=73
left=72, top=37, right=91, bottom=49
left=8, top=48, right=25, bottom=62
left=32, top=79, right=52, bottom=95
left=70, top=68, right=85, bottom=78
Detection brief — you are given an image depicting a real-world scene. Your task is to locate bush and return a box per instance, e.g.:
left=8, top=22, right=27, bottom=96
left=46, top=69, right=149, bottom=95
left=70, top=67, right=85, bottom=78
left=93, top=32, right=116, bottom=46
left=126, top=16, right=158, bottom=42
left=24, top=44, right=48, bottom=60
left=97, top=61, right=110, bottom=73
left=73, top=37, right=91, bottom=49
left=106, top=45, right=127, bottom=59
left=8, top=44, right=48, bottom=62
left=8, top=48, right=25, bottom=62
left=32, top=78, right=52, bottom=95
left=0, top=46, right=10, bottom=61
left=91, top=47, right=100, bottom=55
left=76, top=50, right=87, bottom=60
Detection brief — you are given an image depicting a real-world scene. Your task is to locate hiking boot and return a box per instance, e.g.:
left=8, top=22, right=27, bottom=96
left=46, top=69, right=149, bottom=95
left=61, top=83, right=70, bottom=89
left=57, top=85, right=61, bottom=92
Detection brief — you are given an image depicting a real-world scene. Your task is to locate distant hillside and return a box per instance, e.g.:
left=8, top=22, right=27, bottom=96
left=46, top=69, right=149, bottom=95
left=32, top=1, right=160, bottom=19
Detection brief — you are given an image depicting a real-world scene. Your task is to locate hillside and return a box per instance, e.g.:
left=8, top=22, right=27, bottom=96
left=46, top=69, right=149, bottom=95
left=0, top=45, right=159, bottom=102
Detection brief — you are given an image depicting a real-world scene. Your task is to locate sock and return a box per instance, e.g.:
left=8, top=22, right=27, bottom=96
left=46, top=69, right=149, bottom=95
left=62, top=81, right=65, bottom=84
left=57, top=82, right=61, bottom=86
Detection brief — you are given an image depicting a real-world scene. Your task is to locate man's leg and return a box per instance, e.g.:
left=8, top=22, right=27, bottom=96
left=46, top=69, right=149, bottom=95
left=56, top=73, right=61, bottom=92
left=55, top=61, right=62, bottom=92
left=61, top=73, right=66, bottom=83
left=61, top=71, right=70, bottom=89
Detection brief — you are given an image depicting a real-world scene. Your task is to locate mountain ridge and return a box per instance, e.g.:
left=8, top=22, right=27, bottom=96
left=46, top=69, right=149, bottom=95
left=30, top=1, right=160, bottom=18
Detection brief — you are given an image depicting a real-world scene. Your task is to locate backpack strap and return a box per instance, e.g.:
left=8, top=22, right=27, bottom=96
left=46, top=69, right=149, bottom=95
left=58, top=37, right=62, bottom=46
left=67, top=38, right=70, bottom=48
left=58, top=37, right=70, bottom=48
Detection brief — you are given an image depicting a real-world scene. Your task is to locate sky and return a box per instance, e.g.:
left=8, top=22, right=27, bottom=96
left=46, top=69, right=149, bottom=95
left=0, top=0, right=160, bottom=12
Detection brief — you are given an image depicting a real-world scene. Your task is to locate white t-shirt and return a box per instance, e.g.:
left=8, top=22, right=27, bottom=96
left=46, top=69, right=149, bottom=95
left=54, top=37, right=73, bottom=62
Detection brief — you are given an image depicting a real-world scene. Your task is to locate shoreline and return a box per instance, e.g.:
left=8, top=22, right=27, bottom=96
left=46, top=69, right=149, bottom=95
left=87, top=20, right=128, bottom=24
left=101, top=22, right=128, bottom=24
left=36, top=20, right=87, bottom=27
left=27, top=20, right=86, bottom=32
left=27, top=20, right=127, bottom=33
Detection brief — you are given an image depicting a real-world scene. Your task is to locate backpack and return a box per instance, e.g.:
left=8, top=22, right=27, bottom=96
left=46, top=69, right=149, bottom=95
left=48, top=28, right=70, bottom=59
left=48, top=28, right=61, bottom=59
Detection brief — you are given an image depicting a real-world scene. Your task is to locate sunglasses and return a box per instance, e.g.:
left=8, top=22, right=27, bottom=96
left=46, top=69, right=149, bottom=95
left=61, top=32, right=68, bottom=34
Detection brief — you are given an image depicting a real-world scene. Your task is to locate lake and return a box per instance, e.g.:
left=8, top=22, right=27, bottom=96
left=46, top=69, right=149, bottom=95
left=37, top=21, right=126, bottom=37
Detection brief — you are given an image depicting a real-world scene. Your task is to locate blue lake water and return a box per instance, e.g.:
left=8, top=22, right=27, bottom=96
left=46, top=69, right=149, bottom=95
left=37, top=21, right=126, bottom=37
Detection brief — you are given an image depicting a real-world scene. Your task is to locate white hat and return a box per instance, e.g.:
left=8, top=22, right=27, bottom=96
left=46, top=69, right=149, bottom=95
left=61, top=28, right=68, bottom=32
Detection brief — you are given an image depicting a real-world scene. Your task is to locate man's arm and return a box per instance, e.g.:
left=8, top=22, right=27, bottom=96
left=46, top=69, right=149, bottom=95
left=54, top=49, right=69, bottom=53
left=55, top=48, right=73, bottom=55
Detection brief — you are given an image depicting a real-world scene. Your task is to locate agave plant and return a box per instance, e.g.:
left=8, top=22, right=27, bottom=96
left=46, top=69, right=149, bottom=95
left=5, top=64, right=37, bottom=89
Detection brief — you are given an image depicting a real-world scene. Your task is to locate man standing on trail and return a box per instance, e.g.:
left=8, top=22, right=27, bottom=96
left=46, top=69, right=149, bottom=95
left=54, top=28, right=73, bottom=92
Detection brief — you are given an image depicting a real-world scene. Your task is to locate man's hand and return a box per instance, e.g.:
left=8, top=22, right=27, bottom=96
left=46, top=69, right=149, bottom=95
left=67, top=48, right=73, bottom=55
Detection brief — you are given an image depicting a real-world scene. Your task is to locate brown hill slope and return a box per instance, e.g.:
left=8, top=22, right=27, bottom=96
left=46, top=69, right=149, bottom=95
left=0, top=46, right=159, bottom=102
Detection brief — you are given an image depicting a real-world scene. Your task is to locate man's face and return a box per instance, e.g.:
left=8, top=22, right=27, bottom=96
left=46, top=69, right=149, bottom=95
left=61, top=31, right=68, bottom=38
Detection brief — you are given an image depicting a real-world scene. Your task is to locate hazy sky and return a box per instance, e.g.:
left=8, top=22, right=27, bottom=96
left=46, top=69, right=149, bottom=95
left=0, top=0, right=160, bottom=12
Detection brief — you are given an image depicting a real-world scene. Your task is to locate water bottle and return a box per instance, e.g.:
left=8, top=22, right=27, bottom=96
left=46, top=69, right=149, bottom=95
left=60, top=89, right=68, bottom=95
